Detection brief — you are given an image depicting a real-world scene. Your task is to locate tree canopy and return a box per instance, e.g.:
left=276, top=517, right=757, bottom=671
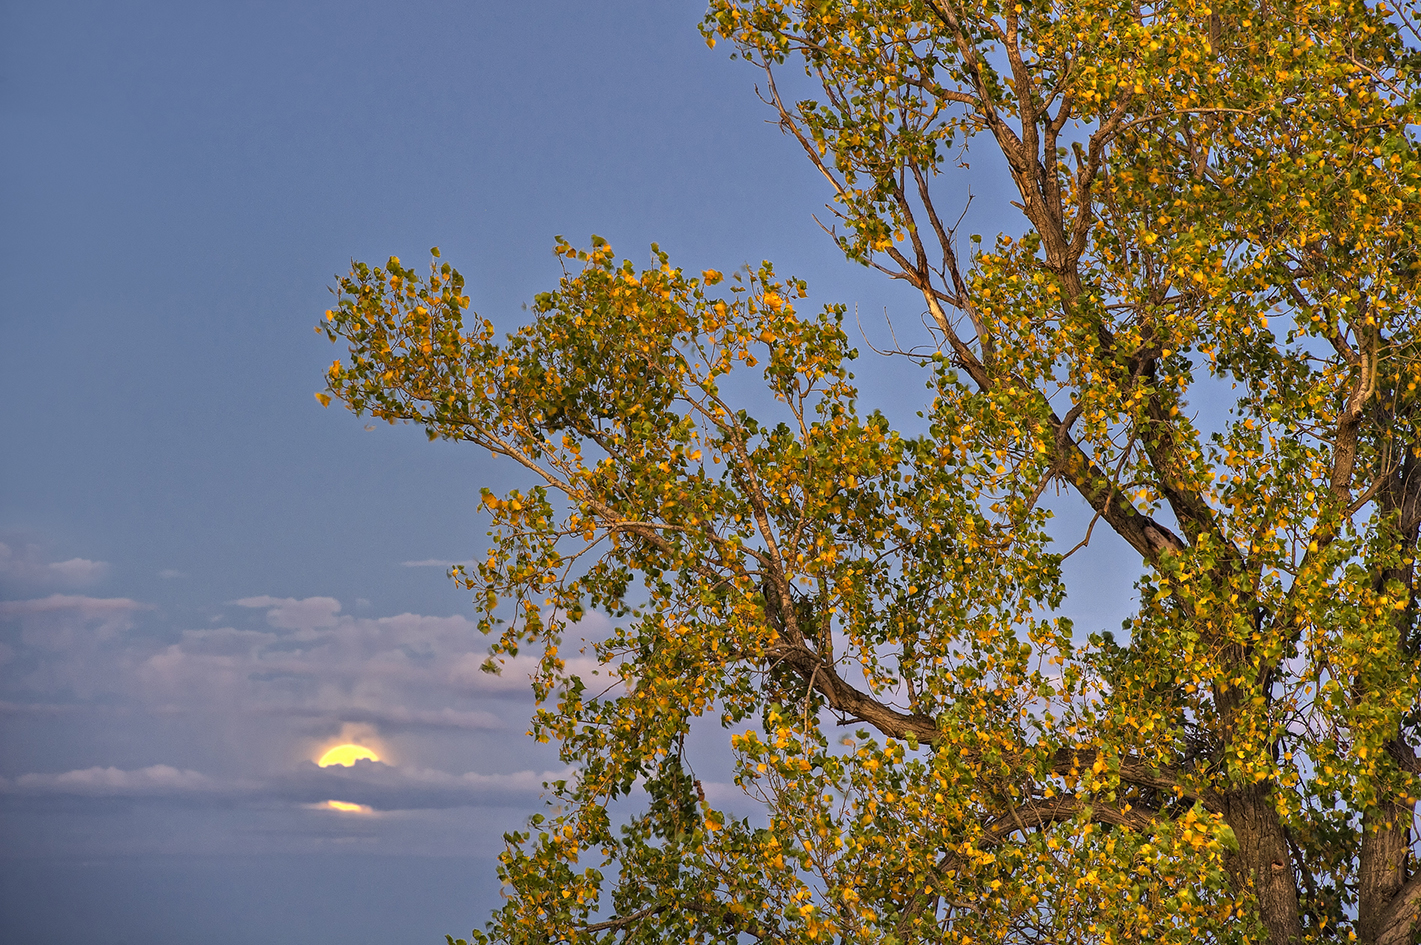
left=320, top=1, right=1421, bottom=943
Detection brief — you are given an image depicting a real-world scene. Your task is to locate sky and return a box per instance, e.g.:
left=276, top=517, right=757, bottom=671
left=0, top=3, right=1138, bottom=943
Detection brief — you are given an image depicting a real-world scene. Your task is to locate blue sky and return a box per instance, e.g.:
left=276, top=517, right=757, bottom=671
left=0, top=3, right=1137, bottom=943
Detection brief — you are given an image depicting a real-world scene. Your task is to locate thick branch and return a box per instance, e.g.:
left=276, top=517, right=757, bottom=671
left=1053, top=409, right=1188, bottom=562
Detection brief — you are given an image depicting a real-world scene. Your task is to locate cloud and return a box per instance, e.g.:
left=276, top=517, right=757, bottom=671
left=276, top=760, right=569, bottom=809
left=0, top=594, right=149, bottom=620
left=0, top=760, right=569, bottom=811
left=233, top=595, right=340, bottom=631
left=157, top=569, right=187, bottom=579
left=6, top=594, right=611, bottom=714
left=0, top=699, right=87, bottom=715
left=275, top=705, right=504, bottom=732
left=1, top=591, right=617, bottom=809
left=1, top=764, right=239, bottom=798
left=0, top=541, right=109, bottom=588
left=448, top=652, right=617, bottom=698
left=0, top=592, right=624, bottom=727
left=400, top=559, right=474, bottom=569
left=0, top=595, right=153, bottom=700
left=0, top=594, right=153, bottom=649
left=48, top=558, right=110, bottom=582
left=108, top=601, right=529, bottom=733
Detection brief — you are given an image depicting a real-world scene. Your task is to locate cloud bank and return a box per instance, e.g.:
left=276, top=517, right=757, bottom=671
left=0, top=760, right=571, bottom=811
left=0, top=568, right=615, bottom=855
left=0, top=592, right=553, bottom=724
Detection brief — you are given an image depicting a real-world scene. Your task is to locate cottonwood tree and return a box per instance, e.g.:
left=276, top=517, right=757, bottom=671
left=320, top=0, right=1421, bottom=942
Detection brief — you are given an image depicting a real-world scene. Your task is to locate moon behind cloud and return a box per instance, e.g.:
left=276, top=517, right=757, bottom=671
left=316, top=743, right=380, bottom=768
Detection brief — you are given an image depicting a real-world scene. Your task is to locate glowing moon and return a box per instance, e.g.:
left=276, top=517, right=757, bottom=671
left=323, top=799, right=372, bottom=813
left=317, top=743, right=380, bottom=767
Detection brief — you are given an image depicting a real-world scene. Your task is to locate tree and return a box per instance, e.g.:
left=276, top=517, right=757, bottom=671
left=319, top=1, right=1421, bottom=942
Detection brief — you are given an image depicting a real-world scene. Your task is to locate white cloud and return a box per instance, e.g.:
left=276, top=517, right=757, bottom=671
left=0, top=591, right=621, bottom=800
left=114, top=601, right=523, bottom=733
left=699, top=780, right=751, bottom=806
left=48, top=557, right=111, bottom=582
left=157, top=569, right=187, bottom=579
left=0, top=541, right=110, bottom=587
left=233, top=595, right=340, bottom=631
left=167, top=627, right=278, bottom=656
left=4, top=594, right=613, bottom=715
left=400, top=559, right=474, bottom=569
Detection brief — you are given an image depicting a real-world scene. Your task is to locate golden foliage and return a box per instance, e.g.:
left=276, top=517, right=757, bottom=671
left=323, top=2, right=1421, bottom=943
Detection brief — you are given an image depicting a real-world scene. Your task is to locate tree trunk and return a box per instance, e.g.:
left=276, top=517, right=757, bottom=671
left=1222, top=783, right=1304, bottom=945
left=1357, top=778, right=1412, bottom=945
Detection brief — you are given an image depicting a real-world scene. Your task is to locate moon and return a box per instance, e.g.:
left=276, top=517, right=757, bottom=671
left=317, top=743, right=380, bottom=767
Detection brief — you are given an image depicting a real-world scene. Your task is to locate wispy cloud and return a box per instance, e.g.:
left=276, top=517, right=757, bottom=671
left=0, top=593, right=574, bottom=735
left=400, top=558, right=475, bottom=569
left=277, top=760, right=571, bottom=809
left=0, top=588, right=616, bottom=849
left=0, top=699, right=88, bottom=715
left=0, top=594, right=153, bottom=649
left=0, top=760, right=570, bottom=811
left=1, top=764, right=241, bottom=798
left=0, top=541, right=110, bottom=588
left=0, top=593, right=614, bottom=716
left=270, top=704, right=504, bottom=732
